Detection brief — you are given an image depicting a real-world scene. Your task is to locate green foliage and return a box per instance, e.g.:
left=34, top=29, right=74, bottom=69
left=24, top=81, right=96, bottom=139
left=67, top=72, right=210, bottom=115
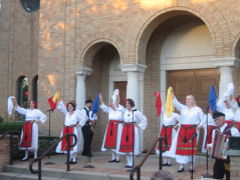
left=0, top=121, right=24, bottom=134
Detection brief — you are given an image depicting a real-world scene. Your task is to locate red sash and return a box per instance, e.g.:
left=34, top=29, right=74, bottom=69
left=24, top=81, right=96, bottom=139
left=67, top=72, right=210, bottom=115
left=20, top=121, right=33, bottom=147
left=225, top=120, right=234, bottom=126
left=158, top=126, right=173, bottom=151
left=206, top=125, right=217, bottom=145
left=61, top=126, right=74, bottom=151
left=119, top=123, right=134, bottom=152
left=234, top=122, right=240, bottom=133
left=104, top=120, right=119, bottom=149
left=176, top=124, right=197, bottom=155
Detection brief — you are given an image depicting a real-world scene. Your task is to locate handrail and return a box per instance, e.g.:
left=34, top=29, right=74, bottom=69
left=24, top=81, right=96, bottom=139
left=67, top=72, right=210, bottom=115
left=129, top=137, right=166, bottom=180
left=0, top=131, right=19, bottom=165
left=29, top=133, right=77, bottom=180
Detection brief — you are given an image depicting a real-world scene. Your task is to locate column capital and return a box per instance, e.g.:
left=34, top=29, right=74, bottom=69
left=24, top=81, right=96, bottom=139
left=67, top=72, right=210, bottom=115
left=75, top=67, right=93, bottom=76
left=213, top=57, right=240, bottom=67
left=119, top=64, right=147, bottom=72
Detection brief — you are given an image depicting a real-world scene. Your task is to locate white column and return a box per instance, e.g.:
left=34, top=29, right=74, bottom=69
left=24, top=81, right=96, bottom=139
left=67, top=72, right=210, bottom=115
left=75, top=67, right=92, bottom=109
left=219, top=66, right=233, bottom=98
left=214, top=57, right=239, bottom=98
left=120, top=64, right=147, bottom=152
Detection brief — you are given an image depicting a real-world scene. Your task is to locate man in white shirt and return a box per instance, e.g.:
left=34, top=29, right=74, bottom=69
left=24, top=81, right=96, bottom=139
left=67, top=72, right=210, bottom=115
left=80, top=99, right=97, bottom=157
left=207, top=111, right=240, bottom=180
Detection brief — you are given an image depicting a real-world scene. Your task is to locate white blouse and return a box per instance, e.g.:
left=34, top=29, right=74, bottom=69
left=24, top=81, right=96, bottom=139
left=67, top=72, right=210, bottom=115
left=100, top=103, right=125, bottom=121
left=173, top=98, right=204, bottom=125
left=57, top=101, right=86, bottom=127
left=123, top=109, right=147, bottom=130
left=162, top=112, right=180, bottom=126
left=15, top=106, right=46, bottom=124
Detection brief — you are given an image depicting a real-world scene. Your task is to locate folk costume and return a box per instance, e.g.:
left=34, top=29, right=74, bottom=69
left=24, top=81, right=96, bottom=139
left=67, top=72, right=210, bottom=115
left=80, top=105, right=97, bottom=157
left=169, top=97, right=204, bottom=172
left=202, top=113, right=217, bottom=152
left=55, top=101, right=86, bottom=163
left=207, top=112, right=240, bottom=180
left=100, top=103, right=124, bottom=162
left=156, top=111, right=180, bottom=166
left=15, top=105, right=46, bottom=160
left=116, top=108, right=147, bottom=167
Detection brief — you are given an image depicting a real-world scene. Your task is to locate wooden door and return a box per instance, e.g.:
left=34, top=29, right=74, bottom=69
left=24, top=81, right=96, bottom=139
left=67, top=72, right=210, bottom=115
left=114, top=81, right=127, bottom=106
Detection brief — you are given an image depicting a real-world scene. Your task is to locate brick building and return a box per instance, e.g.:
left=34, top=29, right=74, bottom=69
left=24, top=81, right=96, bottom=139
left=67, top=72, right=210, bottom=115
left=1, top=0, right=240, bottom=151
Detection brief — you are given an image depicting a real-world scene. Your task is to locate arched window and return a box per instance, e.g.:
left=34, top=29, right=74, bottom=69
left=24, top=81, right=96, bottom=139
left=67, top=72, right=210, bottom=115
left=32, top=75, right=38, bottom=107
left=20, top=0, right=40, bottom=12
left=16, top=76, right=29, bottom=108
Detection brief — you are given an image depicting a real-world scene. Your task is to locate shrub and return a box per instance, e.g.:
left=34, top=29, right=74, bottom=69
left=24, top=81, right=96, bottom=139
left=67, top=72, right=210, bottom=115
left=0, top=121, right=24, bottom=134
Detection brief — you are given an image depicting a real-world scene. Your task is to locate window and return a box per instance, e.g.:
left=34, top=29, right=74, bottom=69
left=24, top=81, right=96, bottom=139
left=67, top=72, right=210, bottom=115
left=16, top=76, right=29, bottom=108
left=32, top=75, right=38, bottom=107
left=20, top=0, right=40, bottom=12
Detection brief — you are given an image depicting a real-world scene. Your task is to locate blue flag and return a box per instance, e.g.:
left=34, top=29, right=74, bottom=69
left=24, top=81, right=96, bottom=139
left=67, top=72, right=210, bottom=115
left=208, top=85, right=217, bottom=112
left=91, top=94, right=99, bottom=118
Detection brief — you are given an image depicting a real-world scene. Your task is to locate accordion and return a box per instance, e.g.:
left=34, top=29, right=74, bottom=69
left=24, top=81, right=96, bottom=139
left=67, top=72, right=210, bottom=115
left=210, top=130, right=229, bottom=160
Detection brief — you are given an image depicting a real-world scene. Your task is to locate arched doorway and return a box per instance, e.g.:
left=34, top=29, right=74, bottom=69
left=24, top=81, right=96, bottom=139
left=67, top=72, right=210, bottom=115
left=84, top=43, right=126, bottom=150
left=16, top=76, right=29, bottom=108
left=141, top=12, right=219, bottom=150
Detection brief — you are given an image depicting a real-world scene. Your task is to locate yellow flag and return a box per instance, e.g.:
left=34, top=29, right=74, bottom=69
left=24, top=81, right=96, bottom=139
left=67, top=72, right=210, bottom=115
left=165, top=87, right=174, bottom=117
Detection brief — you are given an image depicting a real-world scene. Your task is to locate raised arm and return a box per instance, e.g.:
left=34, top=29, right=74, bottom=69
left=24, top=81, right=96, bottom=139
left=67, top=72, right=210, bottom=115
left=171, top=88, right=185, bottom=111
left=56, top=100, right=67, bottom=114
left=99, top=93, right=110, bottom=113
left=12, top=98, right=28, bottom=115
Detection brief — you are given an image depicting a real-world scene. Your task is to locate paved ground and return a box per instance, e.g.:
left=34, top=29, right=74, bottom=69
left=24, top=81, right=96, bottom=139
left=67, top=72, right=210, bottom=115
left=14, top=152, right=215, bottom=180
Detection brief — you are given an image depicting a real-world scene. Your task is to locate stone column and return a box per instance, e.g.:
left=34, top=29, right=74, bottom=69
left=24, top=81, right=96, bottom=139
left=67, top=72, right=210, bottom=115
left=75, top=67, right=92, bottom=109
left=120, top=64, right=147, bottom=151
left=214, top=57, right=239, bottom=98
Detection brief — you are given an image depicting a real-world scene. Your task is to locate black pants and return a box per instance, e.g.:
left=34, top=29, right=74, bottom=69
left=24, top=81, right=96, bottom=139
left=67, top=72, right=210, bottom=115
left=213, top=156, right=230, bottom=180
left=82, top=125, right=94, bottom=156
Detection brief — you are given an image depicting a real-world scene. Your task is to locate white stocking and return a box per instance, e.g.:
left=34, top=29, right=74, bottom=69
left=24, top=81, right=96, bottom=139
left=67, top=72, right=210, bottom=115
left=34, top=150, right=37, bottom=159
left=22, top=150, right=29, bottom=160
left=111, top=151, right=116, bottom=160
left=178, top=164, right=184, bottom=170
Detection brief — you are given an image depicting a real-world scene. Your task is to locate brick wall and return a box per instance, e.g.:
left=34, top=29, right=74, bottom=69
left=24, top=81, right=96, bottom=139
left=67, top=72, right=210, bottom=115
left=0, top=138, right=10, bottom=171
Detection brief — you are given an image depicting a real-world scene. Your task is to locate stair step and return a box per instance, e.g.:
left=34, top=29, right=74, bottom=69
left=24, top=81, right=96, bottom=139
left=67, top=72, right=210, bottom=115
left=3, top=165, right=149, bottom=180
left=0, top=172, right=71, bottom=180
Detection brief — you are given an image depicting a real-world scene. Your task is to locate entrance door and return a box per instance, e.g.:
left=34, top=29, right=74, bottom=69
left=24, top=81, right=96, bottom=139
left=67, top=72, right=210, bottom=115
left=114, top=81, right=127, bottom=106
left=167, top=68, right=220, bottom=152
left=167, top=68, right=220, bottom=112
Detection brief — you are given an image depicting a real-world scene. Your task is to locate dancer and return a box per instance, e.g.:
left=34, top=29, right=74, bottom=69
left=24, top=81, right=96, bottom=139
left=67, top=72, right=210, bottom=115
left=99, top=89, right=125, bottom=163
left=80, top=99, right=97, bottom=157
left=55, top=100, right=86, bottom=164
left=169, top=89, right=204, bottom=173
left=156, top=108, right=179, bottom=166
left=12, top=98, right=46, bottom=160
left=116, top=99, right=147, bottom=168
left=201, top=106, right=216, bottom=152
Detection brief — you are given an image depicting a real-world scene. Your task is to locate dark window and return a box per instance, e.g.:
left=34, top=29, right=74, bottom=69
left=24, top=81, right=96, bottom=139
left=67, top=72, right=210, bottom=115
left=16, top=76, right=29, bottom=108
left=32, top=75, right=38, bottom=107
left=20, top=0, right=40, bottom=12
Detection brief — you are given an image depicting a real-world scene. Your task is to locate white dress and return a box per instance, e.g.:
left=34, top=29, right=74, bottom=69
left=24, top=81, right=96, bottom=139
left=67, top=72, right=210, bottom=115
left=15, top=106, right=46, bottom=151
left=169, top=98, right=204, bottom=164
left=55, top=101, right=86, bottom=154
left=156, top=112, right=180, bottom=157
left=116, top=108, right=147, bottom=155
left=201, top=113, right=216, bottom=152
left=100, top=103, right=125, bottom=151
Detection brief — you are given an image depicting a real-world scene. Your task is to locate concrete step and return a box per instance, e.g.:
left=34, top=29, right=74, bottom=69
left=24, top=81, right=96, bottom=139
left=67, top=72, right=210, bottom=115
left=0, top=172, right=71, bottom=180
left=3, top=165, right=147, bottom=180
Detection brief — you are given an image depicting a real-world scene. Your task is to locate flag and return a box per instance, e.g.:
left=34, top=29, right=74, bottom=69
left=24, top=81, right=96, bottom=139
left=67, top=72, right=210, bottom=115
left=48, top=92, right=61, bottom=111
left=92, top=94, right=99, bottom=118
left=154, top=92, right=162, bottom=117
left=208, top=85, right=217, bottom=112
left=165, top=87, right=174, bottom=117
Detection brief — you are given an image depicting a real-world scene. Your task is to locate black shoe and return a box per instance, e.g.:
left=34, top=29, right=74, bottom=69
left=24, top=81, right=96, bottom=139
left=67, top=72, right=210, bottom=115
left=115, top=160, right=120, bottom=163
left=70, top=161, right=77, bottom=164
left=125, top=165, right=133, bottom=168
left=177, top=168, right=184, bottom=173
left=162, top=163, right=168, bottom=166
left=21, top=158, right=28, bottom=161
left=167, top=164, right=172, bottom=166
left=109, top=159, right=116, bottom=163
left=189, top=169, right=194, bottom=172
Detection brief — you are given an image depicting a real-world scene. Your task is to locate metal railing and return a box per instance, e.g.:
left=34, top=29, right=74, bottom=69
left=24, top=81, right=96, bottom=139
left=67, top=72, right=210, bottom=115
left=29, top=133, right=77, bottom=180
left=129, top=137, right=166, bottom=180
left=0, top=131, right=18, bottom=165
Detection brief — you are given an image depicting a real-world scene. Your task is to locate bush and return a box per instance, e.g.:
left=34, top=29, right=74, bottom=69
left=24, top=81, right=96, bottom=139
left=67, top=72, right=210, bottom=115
left=0, top=121, right=24, bottom=134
